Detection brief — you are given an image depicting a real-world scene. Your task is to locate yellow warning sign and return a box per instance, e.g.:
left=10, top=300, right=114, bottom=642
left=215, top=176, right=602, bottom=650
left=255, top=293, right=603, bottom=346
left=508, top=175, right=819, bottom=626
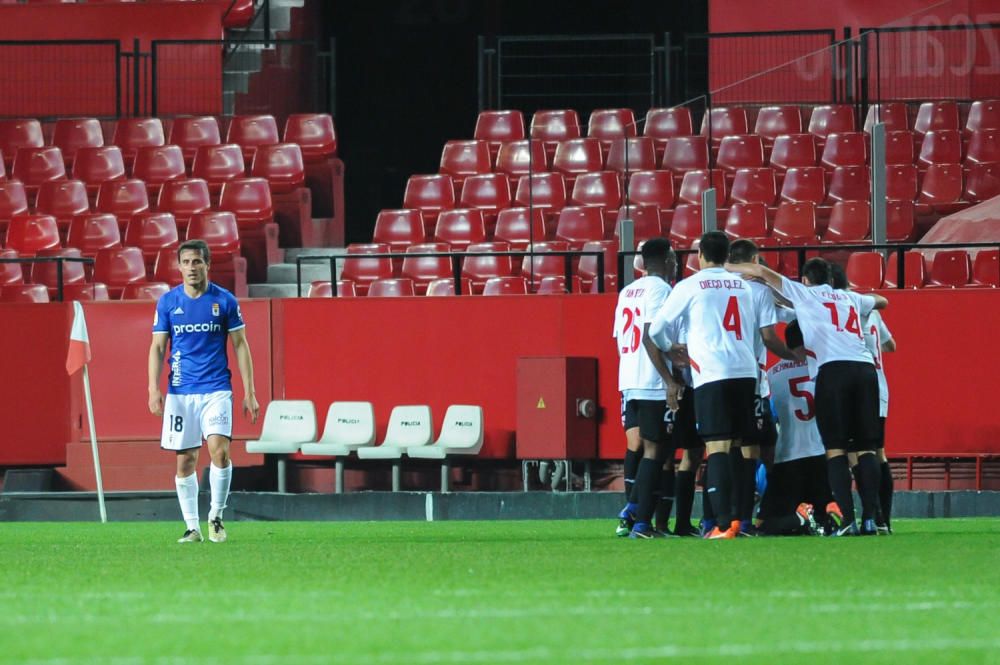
left=536, top=397, right=546, bottom=409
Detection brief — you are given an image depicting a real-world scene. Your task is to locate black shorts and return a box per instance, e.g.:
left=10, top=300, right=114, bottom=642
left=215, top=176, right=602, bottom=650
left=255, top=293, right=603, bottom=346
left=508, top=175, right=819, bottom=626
left=814, top=361, right=880, bottom=452
left=666, top=386, right=702, bottom=449
left=623, top=399, right=667, bottom=443
left=693, top=377, right=757, bottom=442
left=759, top=454, right=832, bottom=521
left=744, top=395, right=778, bottom=447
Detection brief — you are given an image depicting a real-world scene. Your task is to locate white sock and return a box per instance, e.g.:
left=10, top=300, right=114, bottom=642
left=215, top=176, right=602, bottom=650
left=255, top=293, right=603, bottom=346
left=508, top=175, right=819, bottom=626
left=175, top=472, right=200, bottom=531
left=208, top=463, right=233, bottom=521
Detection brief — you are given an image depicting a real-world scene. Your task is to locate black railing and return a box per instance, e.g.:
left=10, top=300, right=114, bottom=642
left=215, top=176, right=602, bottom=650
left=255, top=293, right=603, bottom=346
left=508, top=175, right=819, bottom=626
left=0, top=256, right=94, bottom=302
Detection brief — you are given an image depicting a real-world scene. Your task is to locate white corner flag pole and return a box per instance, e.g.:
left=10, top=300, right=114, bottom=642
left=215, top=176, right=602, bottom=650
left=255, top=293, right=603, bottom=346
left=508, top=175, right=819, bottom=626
left=67, top=301, right=107, bottom=523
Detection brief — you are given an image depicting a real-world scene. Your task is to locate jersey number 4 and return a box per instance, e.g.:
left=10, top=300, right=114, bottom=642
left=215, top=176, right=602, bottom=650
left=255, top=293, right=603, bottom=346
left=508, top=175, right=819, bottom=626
left=822, top=302, right=862, bottom=338
left=620, top=307, right=641, bottom=354
left=723, top=296, right=743, bottom=340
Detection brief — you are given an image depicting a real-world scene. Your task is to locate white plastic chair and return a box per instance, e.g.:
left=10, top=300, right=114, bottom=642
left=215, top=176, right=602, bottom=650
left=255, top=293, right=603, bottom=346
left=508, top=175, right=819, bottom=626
left=299, top=401, right=376, bottom=493
left=245, top=400, right=317, bottom=493
left=408, top=405, right=484, bottom=491
left=356, top=405, right=433, bottom=490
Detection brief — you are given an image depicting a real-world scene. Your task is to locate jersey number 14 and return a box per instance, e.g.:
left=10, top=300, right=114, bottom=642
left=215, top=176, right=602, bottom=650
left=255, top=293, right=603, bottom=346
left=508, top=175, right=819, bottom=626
left=822, top=302, right=862, bottom=338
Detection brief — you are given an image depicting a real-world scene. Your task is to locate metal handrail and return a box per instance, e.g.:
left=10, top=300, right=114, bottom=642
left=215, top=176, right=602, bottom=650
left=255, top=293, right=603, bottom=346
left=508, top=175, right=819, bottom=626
left=0, top=256, right=95, bottom=302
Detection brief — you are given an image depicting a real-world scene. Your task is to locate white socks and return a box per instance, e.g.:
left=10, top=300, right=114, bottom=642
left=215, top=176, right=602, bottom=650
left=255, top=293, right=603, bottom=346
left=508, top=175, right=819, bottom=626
left=175, top=473, right=199, bottom=531
left=208, top=463, right=233, bottom=522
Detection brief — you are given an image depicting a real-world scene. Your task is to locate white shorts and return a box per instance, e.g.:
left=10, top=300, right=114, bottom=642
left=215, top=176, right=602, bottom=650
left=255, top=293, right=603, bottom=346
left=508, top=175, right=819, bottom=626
left=161, top=391, right=233, bottom=451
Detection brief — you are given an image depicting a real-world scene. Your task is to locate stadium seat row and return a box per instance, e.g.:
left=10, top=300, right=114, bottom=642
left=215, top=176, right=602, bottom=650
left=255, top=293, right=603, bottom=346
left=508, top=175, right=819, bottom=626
left=246, top=400, right=484, bottom=492
left=847, top=248, right=1000, bottom=289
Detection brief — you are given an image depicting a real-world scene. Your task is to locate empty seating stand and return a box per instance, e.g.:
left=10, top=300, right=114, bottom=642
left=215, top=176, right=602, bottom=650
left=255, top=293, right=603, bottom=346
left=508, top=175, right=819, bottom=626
left=299, top=401, right=377, bottom=493
left=407, top=405, right=484, bottom=491
left=355, top=405, right=434, bottom=491
left=246, top=400, right=319, bottom=493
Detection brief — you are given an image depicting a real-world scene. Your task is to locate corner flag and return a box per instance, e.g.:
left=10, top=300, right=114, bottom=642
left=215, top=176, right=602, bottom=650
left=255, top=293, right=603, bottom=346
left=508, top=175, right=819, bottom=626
left=66, top=301, right=92, bottom=376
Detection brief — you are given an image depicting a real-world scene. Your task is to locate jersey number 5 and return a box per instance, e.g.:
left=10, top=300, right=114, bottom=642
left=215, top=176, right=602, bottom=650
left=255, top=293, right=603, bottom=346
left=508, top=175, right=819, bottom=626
left=788, top=377, right=815, bottom=421
left=620, top=307, right=641, bottom=354
left=822, top=302, right=862, bottom=338
left=722, top=296, right=743, bottom=340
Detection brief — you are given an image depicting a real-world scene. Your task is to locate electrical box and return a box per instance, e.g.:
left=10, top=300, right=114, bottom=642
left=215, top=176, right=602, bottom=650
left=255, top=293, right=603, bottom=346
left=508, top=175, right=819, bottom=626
left=516, top=356, right=597, bottom=459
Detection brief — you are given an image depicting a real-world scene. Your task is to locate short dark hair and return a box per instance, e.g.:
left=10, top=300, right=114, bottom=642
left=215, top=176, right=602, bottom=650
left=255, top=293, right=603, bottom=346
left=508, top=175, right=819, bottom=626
left=641, top=237, right=672, bottom=264
left=829, top=263, right=849, bottom=289
left=784, top=319, right=803, bottom=349
left=728, top=238, right=759, bottom=264
left=699, top=231, right=730, bottom=265
left=801, top=257, right=830, bottom=286
left=177, top=239, right=211, bottom=264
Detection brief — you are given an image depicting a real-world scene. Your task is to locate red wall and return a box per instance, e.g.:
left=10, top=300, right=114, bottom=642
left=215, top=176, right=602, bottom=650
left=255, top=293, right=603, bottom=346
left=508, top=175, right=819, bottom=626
left=1, top=290, right=999, bottom=472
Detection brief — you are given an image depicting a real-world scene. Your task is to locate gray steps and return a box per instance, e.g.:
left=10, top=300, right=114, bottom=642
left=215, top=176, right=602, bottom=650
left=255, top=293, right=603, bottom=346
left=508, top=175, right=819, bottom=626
left=248, top=247, right=348, bottom=298
left=248, top=283, right=301, bottom=298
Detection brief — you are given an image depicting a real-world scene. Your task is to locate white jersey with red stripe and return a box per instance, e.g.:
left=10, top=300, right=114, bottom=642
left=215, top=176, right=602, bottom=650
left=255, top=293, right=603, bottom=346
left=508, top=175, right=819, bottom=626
left=749, top=280, right=778, bottom=398
left=649, top=266, right=759, bottom=389
left=614, top=275, right=672, bottom=398
left=778, top=276, right=876, bottom=369
left=768, top=359, right=825, bottom=463
left=864, top=309, right=893, bottom=417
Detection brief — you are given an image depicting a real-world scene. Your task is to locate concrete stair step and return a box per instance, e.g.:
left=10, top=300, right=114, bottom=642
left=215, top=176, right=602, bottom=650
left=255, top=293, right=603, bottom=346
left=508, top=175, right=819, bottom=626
left=248, top=283, right=302, bottom=298
left=266, top=261, right=339, bottom=285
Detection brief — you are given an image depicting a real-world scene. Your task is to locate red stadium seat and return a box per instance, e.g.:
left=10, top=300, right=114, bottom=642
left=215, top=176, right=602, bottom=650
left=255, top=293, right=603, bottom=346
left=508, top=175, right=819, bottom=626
left=157, top=178, right=211, bottom=231
left=820, top=132, right=867, bottom=170
left=886, top=200, right=916, bottom=242
left=754, top=106, right=803, bottom=145
left=124, top=212, right=179, bottom=272
left=846, top=252, right=885, bottom=289
left=425, top=277, right=472, bottom=296
left=552, top=138, right=603, bottom=185
left=52, top=118, right=104, bottom=166
left=588, top=108, right=637, bottom=148
left=884, top=130, right=915, bottom=165
left=523, top=241, right=571, bottom=282
left=494, top=207, right=547, bottom=250
left=0, top=248, right=23, bottom=285
left=917, top=164, right=963, bottom=212
left=605, top=137, right=657, bottom=176
left=66, top=213, right=121, bottom=257
left=434, top=208, right=487, bottom=250
left=168, top=116, right=221, bottom=165
left=0, top=150, right=4, bottom=180
left=972, top=249, right=1000, bottom=287
left=374, top=208, right=425, bottom=250
left=192, top=144, right=246, bottom=196
left=72, top=146, right=125, bottom=195
left=62, top=282, right=109, bottom=301
left=0, top=119, right=43, bottom=169
left=626, top=170, right=675, bottom=211
left=729, top=167, right=778, bottom=206
left=462, top=241, right=514, bottom=293
left=769, top=133, right=817, bottom=173
left=0, top=283, right=49, bottom=303
left=35, top=180, right=90, bottom=229
left=439, top=140, right=492, bottom=195
left=780, top=166, right=826, bottom=204
left=112, top=118, right=165, bottom=167
left=514, top=173, right=566, bottom=214
left=724, top=202, right=768, bottom=240
left=682, top=251, right=702, bottom=278
left=914, top=101, right=959, bottom=138
left=12, top=147, right=66, bottom=193
left=250, top=143, right=306, bottom=195
left=965, top=129, right=1000, bottom=166
left=152, top=248, right=183, bottom=286
left=530, top=109, right=581, bottom=159
left=30, top=247, right=86, bottom=296
left=96, top=179, right=150, bottom=228
left=366, top=278, right=416, bottom=297
left=669, top=203, right=703, bottom=249
left=458, top=173, right=511, bottom=233
left=93, top=246, right=146, bottom=298
left=614, top=204, right=662, bottom=242
left=132, top=145, right=185, bottom=198
left=0, top=180, right=28, bottom=228
left=401, top=242, right=452, bottom=295
left=218, top=178, right=273, bottom=226
left=187, top=211, right=241, bottom=257
left=120, top=281, right=170, bottom=301
left=554, top=206, right=604, bottom=249
left=283, top=113, right=337, bottom=162
left=886, top=164, right=918, bottom=202
left=403, top=174, right=456, bottom=238
left=225, top=114, right=280, bottom=165
left=716, top=134, right=765, bottom=172
left=678, top=169, right=726, bottom=206
left=570, top=171, right=622, bottom=216
left=341, top=243, right=393, bottom=296
left=772, top=201, right=818, bottom=244
left=917, top=129, right=962, bottom=168
left=966, top=100, right=1000, bottom=135
left=482, top=275, right=529, bottom=295
left=661, top=135, right=708, bottom=173
left=536, top=275, right=583, bottom=294
left=474, top=110, right=525, bottom=161
left=808, top=105, right=856, bottom=145
left=644, top=107, right=693, bottom=157
left=700, top=106, right=749, bottom=145
left=864, top=103, right=909, bottom=133
left=823, top=200, right=870, bottom=243
left=308, top=280, right=358, bottom=298
left=495, top=139, right=548, bottom=187
left=964, top=162, right=1000, bottom=203
left=927, top=250, right=971, bottom=287
left=5, top=213, right=60, bottom=256
left=827, top=166, right=870, bottom=203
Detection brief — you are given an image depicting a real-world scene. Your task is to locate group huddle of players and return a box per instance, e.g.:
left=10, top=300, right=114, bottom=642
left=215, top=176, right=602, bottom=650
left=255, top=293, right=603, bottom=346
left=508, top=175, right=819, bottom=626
left=613, top=232, right=896, bottom=539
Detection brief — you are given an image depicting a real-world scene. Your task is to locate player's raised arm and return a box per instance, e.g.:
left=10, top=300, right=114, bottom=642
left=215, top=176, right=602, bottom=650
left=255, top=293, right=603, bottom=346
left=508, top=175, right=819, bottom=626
left=230, top=328, right=259, bottom=424
left=724, top=260, right=785, bottom=292
left=761, top=325, right=802, bottom=361
left=870, top=293, right=889, bottom=310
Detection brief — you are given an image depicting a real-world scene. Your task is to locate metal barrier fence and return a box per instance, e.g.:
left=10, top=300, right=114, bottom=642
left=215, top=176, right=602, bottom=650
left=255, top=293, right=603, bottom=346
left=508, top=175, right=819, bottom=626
left=0, top=256, right=95, bottom=302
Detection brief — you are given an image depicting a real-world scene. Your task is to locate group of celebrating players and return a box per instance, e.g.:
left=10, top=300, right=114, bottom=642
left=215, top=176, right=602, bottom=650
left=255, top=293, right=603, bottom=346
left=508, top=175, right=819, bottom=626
left=614, top=231, right=896, bottom=539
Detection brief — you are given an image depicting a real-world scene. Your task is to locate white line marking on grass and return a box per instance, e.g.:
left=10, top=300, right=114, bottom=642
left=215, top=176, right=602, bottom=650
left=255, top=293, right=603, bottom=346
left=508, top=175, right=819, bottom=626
left=426, top=493, right=433, bottom=522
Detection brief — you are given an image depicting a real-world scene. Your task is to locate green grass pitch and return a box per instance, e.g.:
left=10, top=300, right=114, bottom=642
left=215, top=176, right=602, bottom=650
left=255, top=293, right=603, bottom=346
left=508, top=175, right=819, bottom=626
left=2, top=519, right=999, bottom=665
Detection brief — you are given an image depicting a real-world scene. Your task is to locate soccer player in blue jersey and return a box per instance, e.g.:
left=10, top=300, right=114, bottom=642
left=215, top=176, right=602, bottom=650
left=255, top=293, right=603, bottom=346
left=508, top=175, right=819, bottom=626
left=148, top=239, right=259, bottom=543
